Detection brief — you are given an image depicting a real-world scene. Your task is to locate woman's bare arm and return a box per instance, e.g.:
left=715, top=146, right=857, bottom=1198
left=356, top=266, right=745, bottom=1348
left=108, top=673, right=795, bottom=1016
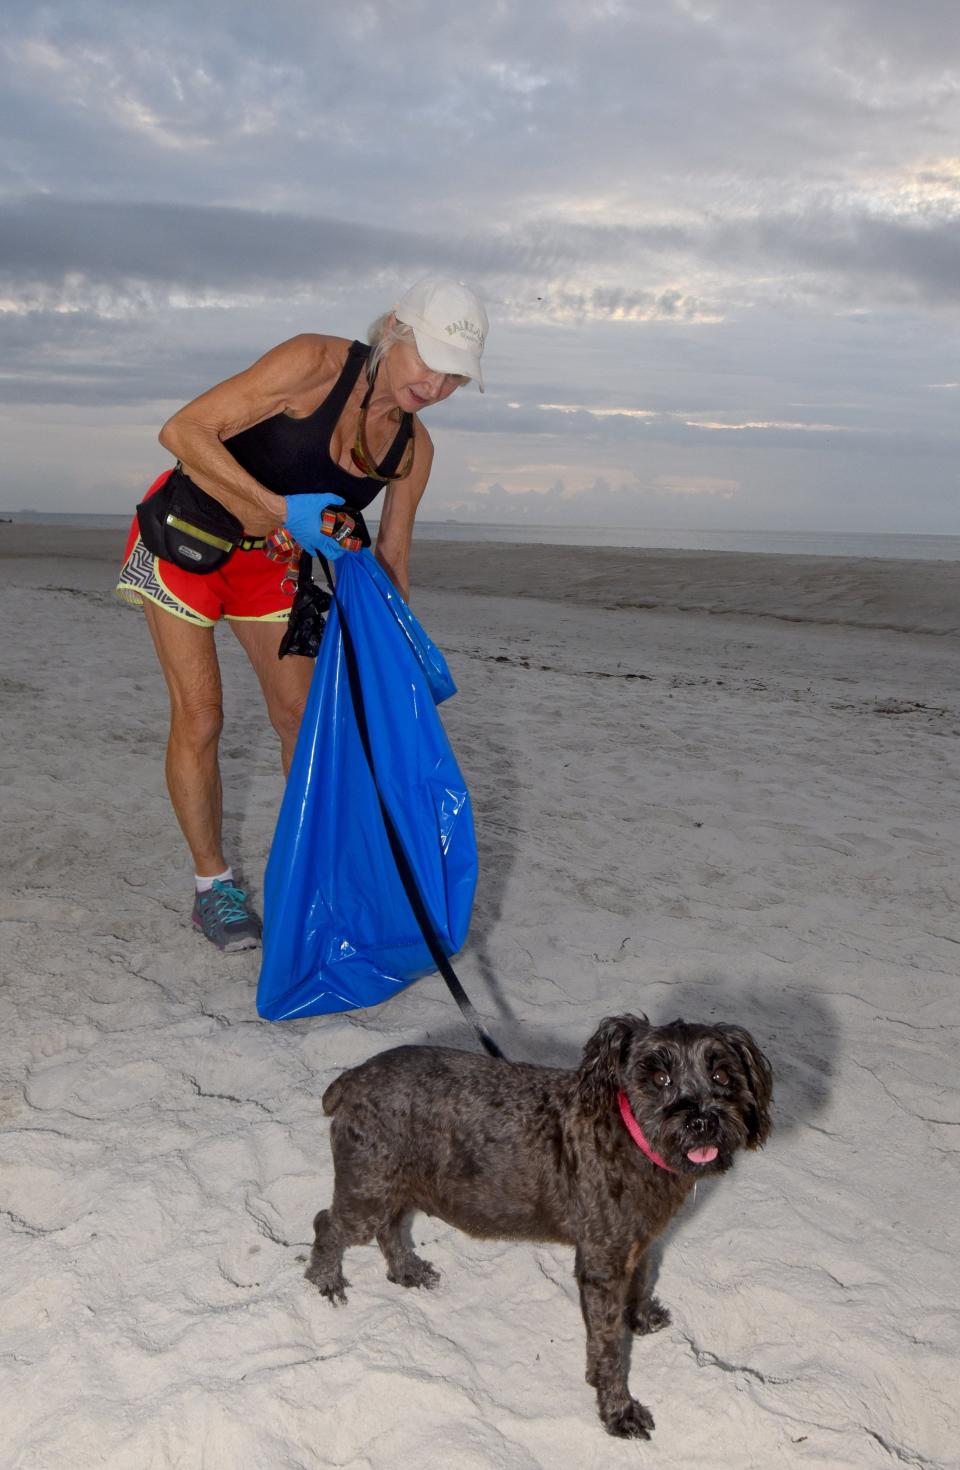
left=374, top=424, right=434, bottom=600
left=158, top=334, right=342, bottom=536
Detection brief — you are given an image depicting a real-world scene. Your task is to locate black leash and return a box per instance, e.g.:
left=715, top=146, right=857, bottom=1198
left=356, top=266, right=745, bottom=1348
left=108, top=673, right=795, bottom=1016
left=321, top=557, right=505, bottom=1061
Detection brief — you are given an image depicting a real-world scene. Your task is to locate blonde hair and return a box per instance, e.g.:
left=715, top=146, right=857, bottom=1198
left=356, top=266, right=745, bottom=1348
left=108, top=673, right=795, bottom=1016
left=366, top=313, right=416, bottom=384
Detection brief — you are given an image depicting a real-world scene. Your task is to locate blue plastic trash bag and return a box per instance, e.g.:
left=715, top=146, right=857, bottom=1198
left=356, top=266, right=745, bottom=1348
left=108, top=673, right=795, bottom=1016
left=256, top=549, right=477, bottom=1021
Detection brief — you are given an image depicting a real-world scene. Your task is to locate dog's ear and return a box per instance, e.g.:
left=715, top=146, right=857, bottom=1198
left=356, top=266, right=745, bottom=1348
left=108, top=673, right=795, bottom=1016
left=715, top=1024, right=773, bottom=1149
left=577, top=1014, right=649, bottom=1114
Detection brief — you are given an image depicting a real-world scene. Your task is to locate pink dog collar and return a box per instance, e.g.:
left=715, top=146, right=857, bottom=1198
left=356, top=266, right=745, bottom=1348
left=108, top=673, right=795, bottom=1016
left=617, top=1090, right=678, bottom=1174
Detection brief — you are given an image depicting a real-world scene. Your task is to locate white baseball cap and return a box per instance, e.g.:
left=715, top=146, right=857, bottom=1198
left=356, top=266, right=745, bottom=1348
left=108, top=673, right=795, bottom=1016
left=394, top=275, right=488, bottom=391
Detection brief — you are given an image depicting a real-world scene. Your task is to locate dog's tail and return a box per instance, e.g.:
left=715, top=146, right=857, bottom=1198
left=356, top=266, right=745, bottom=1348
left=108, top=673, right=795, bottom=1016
left=322, top=1074, right=347, bottom=1116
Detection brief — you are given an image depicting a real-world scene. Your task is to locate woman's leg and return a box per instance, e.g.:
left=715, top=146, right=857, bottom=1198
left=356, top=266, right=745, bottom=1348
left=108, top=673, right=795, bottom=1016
left=227, top=619, right=314, bottom=775
left=142, top=601, right=227, bottom=875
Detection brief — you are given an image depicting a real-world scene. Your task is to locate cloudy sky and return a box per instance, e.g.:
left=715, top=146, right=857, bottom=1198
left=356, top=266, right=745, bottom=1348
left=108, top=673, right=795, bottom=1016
left=1, top=0, right=958, bottom=531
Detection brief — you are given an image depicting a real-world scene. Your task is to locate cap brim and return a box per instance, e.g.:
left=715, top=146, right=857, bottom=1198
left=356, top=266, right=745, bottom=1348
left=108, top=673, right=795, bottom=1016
left=407, top=322, right=484, bottom=390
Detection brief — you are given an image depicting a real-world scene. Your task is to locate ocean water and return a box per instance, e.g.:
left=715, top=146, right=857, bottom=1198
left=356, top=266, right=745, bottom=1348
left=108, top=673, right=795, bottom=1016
left=3, top=511, right=960, bottom=562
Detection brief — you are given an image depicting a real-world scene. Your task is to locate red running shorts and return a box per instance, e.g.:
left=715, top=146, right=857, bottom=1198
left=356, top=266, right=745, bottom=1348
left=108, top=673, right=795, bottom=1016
left=116, top=471, right=295, bottom=627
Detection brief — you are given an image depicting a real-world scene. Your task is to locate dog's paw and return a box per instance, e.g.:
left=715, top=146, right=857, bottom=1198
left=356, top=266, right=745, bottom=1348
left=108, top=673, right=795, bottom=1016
left=387, top=1254, right=441, bottom=1291
left=304, top=1263, right=350, bottom=1306
left=628, top=1296, right=672, bottom=1335
left=602, top=1398, right=655, bottom=1440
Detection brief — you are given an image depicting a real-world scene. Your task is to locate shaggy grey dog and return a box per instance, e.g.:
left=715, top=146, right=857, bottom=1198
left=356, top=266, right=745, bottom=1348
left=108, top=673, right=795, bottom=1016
left=306, top=1012, right=772, bottom=1439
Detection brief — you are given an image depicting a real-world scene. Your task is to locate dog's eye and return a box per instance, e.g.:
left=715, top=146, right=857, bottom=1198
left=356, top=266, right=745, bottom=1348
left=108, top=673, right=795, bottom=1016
left=651, top=1069, right=670, bottom=1089
left=712, top=1067, right=730, bottom=1086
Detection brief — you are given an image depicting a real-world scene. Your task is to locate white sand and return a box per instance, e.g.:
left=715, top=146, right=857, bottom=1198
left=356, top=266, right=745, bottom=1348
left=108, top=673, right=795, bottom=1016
left=2, top=525, right=959, bottom=1468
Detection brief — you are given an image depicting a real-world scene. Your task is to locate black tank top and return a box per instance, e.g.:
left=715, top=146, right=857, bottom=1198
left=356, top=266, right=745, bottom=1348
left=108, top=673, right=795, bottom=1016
left=224, top=340, right=413, bottom=512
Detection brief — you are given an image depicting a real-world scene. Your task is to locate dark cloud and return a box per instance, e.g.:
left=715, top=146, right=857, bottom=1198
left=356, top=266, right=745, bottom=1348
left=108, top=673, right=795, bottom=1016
left=0, top=197, right=477, bottom=293
left=432, top=394, right=954, bottom=459
left=4, top=192, right=957, bottom=318
left=710, top=209, right=960, bottom=304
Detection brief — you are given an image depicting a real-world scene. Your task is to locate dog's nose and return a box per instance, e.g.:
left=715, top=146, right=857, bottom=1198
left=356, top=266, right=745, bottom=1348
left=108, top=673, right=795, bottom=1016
left=689, top=1114, right=709, bottom=1135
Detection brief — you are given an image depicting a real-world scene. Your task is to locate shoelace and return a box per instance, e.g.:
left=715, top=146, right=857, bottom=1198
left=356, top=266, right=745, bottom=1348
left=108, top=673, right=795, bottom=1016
left=208, top=881, right=251, bottom=925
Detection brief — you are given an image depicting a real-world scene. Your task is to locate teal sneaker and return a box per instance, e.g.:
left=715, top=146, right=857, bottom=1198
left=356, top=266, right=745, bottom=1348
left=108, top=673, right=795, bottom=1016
left=191, top=880, right=261, bottom=952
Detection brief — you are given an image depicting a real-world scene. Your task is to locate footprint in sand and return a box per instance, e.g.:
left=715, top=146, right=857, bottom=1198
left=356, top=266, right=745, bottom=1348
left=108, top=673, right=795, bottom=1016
left=25, top=1026, right=168, bottom=1114
left=0, top=1130, right=106, bottom=1237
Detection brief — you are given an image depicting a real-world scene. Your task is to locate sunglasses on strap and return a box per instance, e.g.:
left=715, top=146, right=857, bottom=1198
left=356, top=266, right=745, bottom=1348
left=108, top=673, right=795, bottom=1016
left=350, top=376, right=416, bottom=481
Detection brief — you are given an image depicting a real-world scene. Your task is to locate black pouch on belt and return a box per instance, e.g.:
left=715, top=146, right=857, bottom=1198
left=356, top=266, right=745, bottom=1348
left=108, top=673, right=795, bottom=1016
left=136, top=466, right=245, bottom=574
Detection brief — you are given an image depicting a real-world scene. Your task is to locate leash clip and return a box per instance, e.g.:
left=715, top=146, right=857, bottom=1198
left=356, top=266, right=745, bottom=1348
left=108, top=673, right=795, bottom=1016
left=321, top=508, right=363, bottom=552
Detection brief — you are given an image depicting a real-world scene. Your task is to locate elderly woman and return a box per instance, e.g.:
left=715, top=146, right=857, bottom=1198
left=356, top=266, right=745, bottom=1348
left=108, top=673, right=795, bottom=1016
left=116, top=275, right=488, bottom=952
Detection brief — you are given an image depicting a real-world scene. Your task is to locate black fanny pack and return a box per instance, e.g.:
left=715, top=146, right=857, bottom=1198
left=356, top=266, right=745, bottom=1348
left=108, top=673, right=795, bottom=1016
left=136, top=467, right=249, bottom=574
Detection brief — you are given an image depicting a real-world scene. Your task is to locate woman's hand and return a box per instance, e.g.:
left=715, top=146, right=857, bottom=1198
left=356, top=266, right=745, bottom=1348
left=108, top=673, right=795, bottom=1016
left=283, top=493, right=346, bottom=557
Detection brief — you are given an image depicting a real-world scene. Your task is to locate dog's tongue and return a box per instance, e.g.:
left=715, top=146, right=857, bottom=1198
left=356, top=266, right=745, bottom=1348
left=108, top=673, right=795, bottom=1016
left=686, top=1145, right=719, bottom=1165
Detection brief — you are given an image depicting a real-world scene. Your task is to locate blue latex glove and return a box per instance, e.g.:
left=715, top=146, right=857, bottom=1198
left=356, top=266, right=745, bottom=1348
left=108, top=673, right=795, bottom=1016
left=283, top=493, right=346, bottom=558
